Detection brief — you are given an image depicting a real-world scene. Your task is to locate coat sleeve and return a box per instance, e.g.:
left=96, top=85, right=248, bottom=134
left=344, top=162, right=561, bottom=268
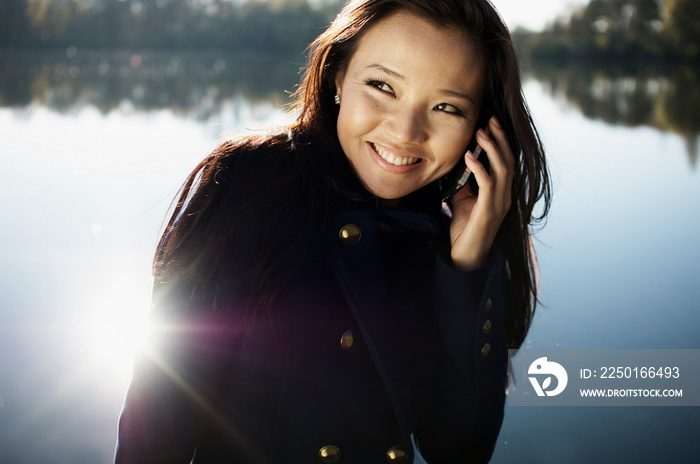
left=415, top=245, right=507, bottom=463
left=115, top=145, right=262, bottom=463
left=114, top=294, right=239, bottom=464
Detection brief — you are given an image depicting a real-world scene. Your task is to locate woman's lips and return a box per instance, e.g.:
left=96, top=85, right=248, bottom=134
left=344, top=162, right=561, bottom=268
left=370, top=142, right=421, bottom=166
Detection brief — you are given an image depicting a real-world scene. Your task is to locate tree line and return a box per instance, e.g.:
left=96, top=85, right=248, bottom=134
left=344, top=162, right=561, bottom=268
left=0, top=0, right=344, bottom=53
left=514, top=0, right=700, bottom=63
left=4, top=0, right=698, bottom=62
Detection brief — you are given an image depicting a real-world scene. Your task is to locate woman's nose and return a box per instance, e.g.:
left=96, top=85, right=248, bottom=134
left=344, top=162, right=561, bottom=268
left=384, top=106, right=428, bottom=144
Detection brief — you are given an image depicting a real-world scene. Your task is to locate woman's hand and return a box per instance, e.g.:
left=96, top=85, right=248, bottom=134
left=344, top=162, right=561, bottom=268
left=449, top=116, right=515, bottom=271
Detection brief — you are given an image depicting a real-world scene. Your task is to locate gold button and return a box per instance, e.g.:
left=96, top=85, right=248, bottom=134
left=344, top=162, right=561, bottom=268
left=481, top=342, right=491, bottom=357
left=318, top=445, right=341, bottom=463
left=482, top=319, right=492, bottom=334
left=484, top=298, right=493, bottom=312
left=340, top=330, right=356, bottom=351
left=386, top=445, right=408, bottom=463
left=339, top=224, right=361, bottom=245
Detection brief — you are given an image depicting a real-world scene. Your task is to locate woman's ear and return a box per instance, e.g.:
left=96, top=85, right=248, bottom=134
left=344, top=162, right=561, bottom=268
left=334, top=72, right=346, bottom=101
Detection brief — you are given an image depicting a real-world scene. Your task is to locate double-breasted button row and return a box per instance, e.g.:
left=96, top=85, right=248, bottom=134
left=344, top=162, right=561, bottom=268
left=339, top=224, right=362, bottom=246
left=318, top=445, right=407, bottom=463
left=481, top=298, right=493, bottom=356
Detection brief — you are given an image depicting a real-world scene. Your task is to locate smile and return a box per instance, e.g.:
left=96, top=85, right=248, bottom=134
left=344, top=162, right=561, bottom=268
left=370, top=143, right=421, bottom=166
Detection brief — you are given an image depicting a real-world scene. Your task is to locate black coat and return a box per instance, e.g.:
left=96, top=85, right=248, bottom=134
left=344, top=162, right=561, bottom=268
left=115, top=141, right=508, bottom=464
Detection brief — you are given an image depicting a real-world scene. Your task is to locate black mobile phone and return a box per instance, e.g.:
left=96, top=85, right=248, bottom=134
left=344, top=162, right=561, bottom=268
left=439, top=126, right=491, bottom=202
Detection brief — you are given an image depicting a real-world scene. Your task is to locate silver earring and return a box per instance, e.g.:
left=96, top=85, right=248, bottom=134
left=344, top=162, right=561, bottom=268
left=334, top=94, right=341, bottom=105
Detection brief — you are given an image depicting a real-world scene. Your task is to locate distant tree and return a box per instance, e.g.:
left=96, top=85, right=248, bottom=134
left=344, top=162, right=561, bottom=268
left=526, top=0, right=699, bottom=62
left=664, top=0, right=700, bottom=58
left=3, top=0, right=340, bottom=51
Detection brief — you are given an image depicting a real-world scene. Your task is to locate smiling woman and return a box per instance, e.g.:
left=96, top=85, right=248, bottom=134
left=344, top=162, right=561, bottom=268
left=115, top=1, right=550, bottom=463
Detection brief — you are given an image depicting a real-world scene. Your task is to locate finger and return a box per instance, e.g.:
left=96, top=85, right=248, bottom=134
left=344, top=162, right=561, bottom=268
left=487, top=118, right=515, bottom=211
left=472, top=129, right=515, bottom=216
left=473, top=128, right=511, bottom=205
left=476, top=127, right=509, bottom=182
left=489, top=116, right=516, bottom=172
left=463, top=149, right=494, bottom=200
left=477, top=122, right=515, bottom=208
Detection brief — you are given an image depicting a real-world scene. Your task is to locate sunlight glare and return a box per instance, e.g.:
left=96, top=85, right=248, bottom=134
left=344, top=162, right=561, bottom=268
left=78, top=253, right=155, bottom=387
left=85, top=300, right=150, bottom=384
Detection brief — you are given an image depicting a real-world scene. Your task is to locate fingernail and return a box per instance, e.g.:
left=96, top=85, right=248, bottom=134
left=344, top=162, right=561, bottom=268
left=477, top=129, right=490, bottom=140
left=490, top=116, right=501, bottom=129
left=466, top=150, right=475, bottom=160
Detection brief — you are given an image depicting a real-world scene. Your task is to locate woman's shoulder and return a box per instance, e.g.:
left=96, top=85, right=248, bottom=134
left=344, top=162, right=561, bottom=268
left=193, top=129, right=306, bottom=206
left=211, top=129, right=297, bottom=173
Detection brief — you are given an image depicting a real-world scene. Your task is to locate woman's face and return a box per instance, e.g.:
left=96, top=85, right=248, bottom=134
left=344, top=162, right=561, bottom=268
left=335, top=11, right=485, bottom=203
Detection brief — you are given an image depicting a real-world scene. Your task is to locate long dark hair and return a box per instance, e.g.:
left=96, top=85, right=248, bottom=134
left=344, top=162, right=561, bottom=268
left=154, top=0, right=551, bottom=349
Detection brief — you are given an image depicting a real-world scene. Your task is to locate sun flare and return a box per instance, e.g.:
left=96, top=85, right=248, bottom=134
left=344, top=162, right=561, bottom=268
left=85, top=303, right=150, bottom=383
left=78, top=254, right=155, bottom=386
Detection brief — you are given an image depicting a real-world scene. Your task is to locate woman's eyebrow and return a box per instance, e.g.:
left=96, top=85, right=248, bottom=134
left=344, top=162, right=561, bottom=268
left=439, top=89, right=476, bottom=105
left=366, top=64, right=404, bottom=80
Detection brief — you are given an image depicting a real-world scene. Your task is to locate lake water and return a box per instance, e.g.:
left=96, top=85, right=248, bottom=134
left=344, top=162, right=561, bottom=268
left=1, top=50, right=698, bottom=463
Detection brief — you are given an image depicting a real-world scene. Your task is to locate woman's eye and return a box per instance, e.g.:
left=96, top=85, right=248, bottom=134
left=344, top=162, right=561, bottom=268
left=367, top=80, right=394, bottom=94
left=436, top=103, right=463, bottom=115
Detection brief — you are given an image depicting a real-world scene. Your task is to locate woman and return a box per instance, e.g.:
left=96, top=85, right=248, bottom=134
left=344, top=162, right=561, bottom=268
left=115, top=0, right=550, bottom=463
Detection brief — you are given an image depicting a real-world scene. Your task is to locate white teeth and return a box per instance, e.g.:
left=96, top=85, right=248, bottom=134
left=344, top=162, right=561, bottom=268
left=372, top=143, right=419, bottom=166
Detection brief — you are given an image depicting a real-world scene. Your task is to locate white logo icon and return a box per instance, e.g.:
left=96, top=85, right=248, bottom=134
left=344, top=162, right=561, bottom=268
left=528, top=357, right=568, bottom=397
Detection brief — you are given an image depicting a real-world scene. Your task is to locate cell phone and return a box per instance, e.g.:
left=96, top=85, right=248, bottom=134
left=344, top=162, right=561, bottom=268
left=439, top=126, right=491, bottom=202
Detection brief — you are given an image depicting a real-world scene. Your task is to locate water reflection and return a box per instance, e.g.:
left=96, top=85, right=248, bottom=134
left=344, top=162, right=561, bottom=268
left=3, top=49, right=698, bottom=162
left=530, top=63, right=700, bottom=161
left=0, top=49, right=303, bottom=117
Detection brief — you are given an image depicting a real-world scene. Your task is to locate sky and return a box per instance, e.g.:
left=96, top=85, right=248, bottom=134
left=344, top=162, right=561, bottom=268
left=304, top=0, right=592, bottom=32
left=490, top=0, right=590, bottom=31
